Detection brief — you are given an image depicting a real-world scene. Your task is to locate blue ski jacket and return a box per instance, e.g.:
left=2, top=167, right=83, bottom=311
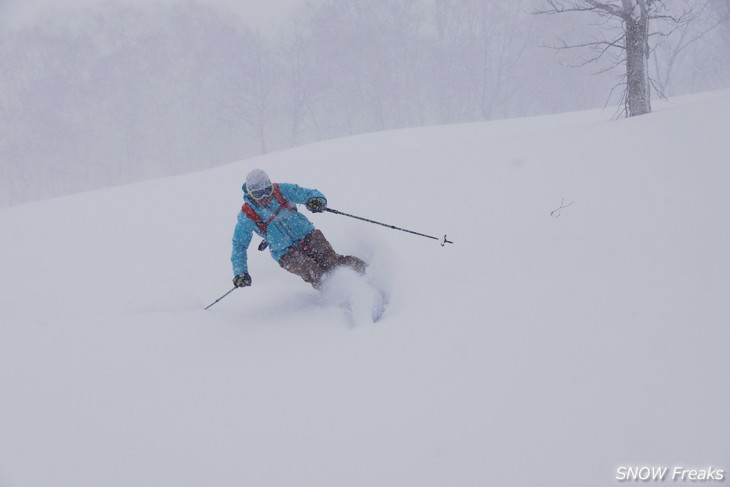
left=231, top=183, right=326, bottom=276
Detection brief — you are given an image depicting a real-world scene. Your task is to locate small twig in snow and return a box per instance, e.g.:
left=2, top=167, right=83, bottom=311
left=550, top=199, right=574, bottom=218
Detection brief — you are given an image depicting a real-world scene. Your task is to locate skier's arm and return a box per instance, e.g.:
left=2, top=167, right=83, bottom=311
left=279, top=183, right=327, bottom=207
left=231, top=215, right=255, bottom=276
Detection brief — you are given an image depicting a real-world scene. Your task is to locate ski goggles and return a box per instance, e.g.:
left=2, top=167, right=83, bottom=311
left=249, top=184, right=273, bottom=200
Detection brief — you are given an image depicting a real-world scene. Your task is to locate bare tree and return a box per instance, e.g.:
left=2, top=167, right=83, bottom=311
left=429, top=0, right=535, bottom=123
left=234, top=33, right=279, bottom=155
left=279, top=17, right=315, bottom=147
left=537, top=0, right=695, bottom=117
left=713, top=1, right=730, bottom=57
left=651, top=0, right=728, bottom=96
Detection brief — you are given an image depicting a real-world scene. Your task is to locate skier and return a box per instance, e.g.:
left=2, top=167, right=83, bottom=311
left=231, top=169, right=367, bottom=290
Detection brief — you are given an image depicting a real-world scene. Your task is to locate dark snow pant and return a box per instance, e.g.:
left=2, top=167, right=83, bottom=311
left=278, top=229, right=367, bottom=289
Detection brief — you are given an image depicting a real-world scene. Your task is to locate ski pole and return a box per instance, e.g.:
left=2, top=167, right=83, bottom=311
left=325, top=208, right=453, bottom=246
left=204, top=286, right=238, bottom=310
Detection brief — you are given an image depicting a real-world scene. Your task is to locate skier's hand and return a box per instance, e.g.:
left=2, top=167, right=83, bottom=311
left=306, top=197, right=326, bottom=213
left=233, top=273, right=252, bottom=287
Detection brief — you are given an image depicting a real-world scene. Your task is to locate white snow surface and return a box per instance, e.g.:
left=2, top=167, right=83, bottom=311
left=1, top=91, right=729, bottom=486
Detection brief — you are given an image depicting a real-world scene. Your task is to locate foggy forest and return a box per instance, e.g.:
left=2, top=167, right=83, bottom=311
left=1, top=0, right=729, bottom=208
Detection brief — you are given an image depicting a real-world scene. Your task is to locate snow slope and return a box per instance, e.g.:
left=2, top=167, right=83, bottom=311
left=1, top=91, right=729, bottom=486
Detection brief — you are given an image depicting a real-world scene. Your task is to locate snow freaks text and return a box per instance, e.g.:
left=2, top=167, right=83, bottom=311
left=616, top=466, right=726, bottom=482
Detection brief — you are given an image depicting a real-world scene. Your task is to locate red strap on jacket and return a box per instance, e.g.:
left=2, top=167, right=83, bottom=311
left=241, top=184, right=295, bottom=235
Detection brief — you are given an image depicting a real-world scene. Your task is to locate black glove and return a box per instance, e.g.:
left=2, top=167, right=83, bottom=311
left=233, top=273, right=252, bottom=287
left=306, top=197, right=326, bottom=213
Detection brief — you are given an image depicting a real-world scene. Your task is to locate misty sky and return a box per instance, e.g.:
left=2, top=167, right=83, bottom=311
left=0, top=0, right=311, bottom=30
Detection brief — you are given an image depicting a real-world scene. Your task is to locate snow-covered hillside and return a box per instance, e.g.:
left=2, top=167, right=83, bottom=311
left=1, top=91, right=729, bottom=487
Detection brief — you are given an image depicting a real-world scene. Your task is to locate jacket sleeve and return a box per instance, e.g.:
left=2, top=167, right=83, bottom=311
left=278, top=183, right=326, bottom=206
left=231, top=213, right=255, bottom=276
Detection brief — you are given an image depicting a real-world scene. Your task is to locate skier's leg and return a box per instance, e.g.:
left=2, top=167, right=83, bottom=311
left=279, top=248, right=327, bottom=289
left=338, top=255, right=368, bottom=274
left=304, top=229, right=367, bottom=274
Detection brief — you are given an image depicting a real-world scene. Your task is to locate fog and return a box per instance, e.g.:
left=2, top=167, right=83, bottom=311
left=0, top=0, right=304, bottom=31
left=2, top=0, right=729, bottom=207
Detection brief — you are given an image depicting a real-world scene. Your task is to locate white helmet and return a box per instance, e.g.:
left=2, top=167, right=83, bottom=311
left=245, top=169, right=273, bottom=200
